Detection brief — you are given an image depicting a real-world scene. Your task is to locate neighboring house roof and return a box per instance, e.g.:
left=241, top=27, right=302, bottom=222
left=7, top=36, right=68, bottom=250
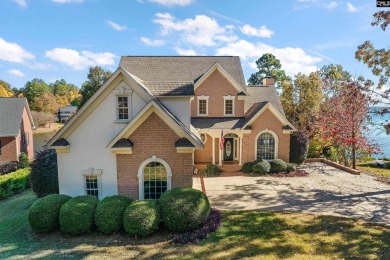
left=119, top=56, right=246, bottom=96
left=191, top=117, right=245, bottom=129
left=59, top=106, right=77, bottom=113
left=245, top=85, right=285, bottom=116
left=0, top=98, right=34, bottom=137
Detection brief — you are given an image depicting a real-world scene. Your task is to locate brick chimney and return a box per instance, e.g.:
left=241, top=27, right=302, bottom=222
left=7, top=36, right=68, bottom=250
left=262, top=77, right=275, bottom=86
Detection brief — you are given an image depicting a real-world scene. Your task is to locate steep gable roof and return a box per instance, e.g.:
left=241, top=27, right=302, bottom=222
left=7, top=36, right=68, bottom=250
left=0, top=98, right=34, bottom=137
left=245, top=85, right=285, bottom=116
left=119, top=56, right=246, bottom=96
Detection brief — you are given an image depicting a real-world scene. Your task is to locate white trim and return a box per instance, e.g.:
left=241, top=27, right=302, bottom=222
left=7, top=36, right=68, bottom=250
left=197, top=95, right=209, bottom=116
left=107, top=100, right=203, bottom=149
left=223, top=95, right=235, bottom=116
left=82, top=168, right=103, bottom=199
left=194, top=63, right=248, bottom=95
left=47, top=67, right=154, bottom=148
left=111, top=147, right=132, bottom=154
left=137, top=156, right=172, bottom=200
left=254, top=129, right=279, bottom=161
left=200, top=133, right=208, bottom=144
left=242, top=102, right=296, bottom=130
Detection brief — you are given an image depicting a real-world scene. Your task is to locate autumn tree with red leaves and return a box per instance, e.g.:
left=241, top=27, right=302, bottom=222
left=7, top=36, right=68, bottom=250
left=318, top=77, right=380, bottom=169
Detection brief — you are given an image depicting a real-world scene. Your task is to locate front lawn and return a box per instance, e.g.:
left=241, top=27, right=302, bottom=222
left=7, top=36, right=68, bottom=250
left=357, top=162, right=390, bottom=178
left=1, top=191, right=390, bottom=259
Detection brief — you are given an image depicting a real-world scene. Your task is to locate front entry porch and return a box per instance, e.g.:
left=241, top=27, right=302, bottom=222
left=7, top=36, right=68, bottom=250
left=194, top=129, right=250, bottom=166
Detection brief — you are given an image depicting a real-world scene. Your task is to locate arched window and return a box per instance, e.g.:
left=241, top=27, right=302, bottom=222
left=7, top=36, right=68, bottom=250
left=138, top=156, right=172, bottom=199
left=256, top=131, right=278, bottom=160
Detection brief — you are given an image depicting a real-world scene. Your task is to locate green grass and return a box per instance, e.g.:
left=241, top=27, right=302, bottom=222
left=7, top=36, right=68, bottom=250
left=1, top=191, right=390, bottom=259
left=357, top=162, right=390, bottom=177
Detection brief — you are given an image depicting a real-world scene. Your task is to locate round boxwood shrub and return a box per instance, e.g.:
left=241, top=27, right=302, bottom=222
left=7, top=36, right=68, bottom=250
left=251, top=159, right=270, bottom=175
left=241, top=162, right=253, bottom=173
left=59, top=195, right=98, bottom=235
left=159, top=187, right=210, bottom=232
left=123, top=200, right=160, bottom=237
left=286, top=163, right=297, bottom=173
left=270, top=159, right=287, bottom=173
left=95, top=195, right=133, bottom=234
left=28, top=194, right=71, bottom=233
left=202, top=164, right=222, bottom=177
left=30, top=149, right=58, bottom=198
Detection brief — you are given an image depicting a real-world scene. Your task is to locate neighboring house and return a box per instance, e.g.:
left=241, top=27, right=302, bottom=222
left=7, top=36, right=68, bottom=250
left=0, top=98, right=35, bottom=163
left=58, top=105, right=77, bottom=123
left=47, top=56, right=295, bottom=200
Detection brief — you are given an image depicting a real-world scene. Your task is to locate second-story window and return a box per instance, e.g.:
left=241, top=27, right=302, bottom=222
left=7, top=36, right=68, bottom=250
left=197, top=96, right=209, bottom=116
left=117, top=96, right=129, bottom=120
left=224, top=96, right=235, bottom=116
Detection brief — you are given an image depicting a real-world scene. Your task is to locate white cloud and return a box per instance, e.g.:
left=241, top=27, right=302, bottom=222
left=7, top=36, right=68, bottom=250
left=175, top=48, right=197, bottom=55
left=216, top=40, right=322, bottom=76
left=13, top=0, right=27, bottom=8
left=7, top=69, right=25, bottom=78
left=153, top=13, right=237, bottom=47
left=107, top=20, right=127, bottom=31
left=45, top=48, right=116, bottom=70
left=145, top=0, right=194, bottom=6
left=240, top=24, right=274, bottom=38
left=0, top=38, right=35, bottom=63
left=140, top=37, right=165, bottom=46
left=52, top=0, right=84, bottom=3
left=323, top=1, right=337, bottom=10
left=346, top=2, right=358, bottom=13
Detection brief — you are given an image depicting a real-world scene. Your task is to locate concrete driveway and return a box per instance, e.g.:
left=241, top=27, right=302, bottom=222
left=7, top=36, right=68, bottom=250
left=193, top=162, right=390, bottom=225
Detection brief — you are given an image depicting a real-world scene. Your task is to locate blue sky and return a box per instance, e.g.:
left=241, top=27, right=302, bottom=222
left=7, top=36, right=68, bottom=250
left=0, top=0, right=388, bottom=89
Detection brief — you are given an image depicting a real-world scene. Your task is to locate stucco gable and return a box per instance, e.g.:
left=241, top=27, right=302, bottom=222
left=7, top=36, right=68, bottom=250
left=47, top=67, right=154, bottom=148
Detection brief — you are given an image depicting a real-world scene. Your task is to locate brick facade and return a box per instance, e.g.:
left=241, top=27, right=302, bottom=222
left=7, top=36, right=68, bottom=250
left=191, top=70, right=244, bottom=117
left=117, top=112, right=193, bottom=200
left=0, top=137, right=17, bottom=162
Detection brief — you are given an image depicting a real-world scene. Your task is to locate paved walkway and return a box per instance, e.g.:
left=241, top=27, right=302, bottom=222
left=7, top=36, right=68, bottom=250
left=193, top=162, right=390, bottom=225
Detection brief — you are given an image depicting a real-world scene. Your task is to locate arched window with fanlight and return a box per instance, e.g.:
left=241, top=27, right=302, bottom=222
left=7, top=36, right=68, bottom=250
left=138, top=156, right=172, bottom=199
left=256, top=130, right=278, bottom=160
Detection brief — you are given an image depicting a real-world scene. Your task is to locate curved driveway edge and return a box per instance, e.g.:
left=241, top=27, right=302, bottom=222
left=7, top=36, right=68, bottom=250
left=193, top=162, right=390, bottom=225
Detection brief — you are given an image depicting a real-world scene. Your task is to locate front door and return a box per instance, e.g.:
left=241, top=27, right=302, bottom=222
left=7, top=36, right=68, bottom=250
left=224, top=138, right=234, bottom=161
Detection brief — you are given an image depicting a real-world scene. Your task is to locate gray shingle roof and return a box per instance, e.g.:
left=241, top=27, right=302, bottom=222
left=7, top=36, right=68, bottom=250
left=146, top=82, right=194, bottom=96
left=191, top=117, right=245, bottom=129
left=112, top=138, right=133, bottom=148
left=119, top=56, right=246, bottom=96
left=175, top=138, right=195, bottom=147
left=245, top=86, right=285, bottom=116
left=52, top=138, right=70, bottom=146
left=0, top=98, right=27, bottom=137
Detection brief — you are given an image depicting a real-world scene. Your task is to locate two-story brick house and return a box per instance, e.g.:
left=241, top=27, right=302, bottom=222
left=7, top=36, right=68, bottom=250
left=48, top=56, right=295, bottom=200
left=0, top=98, right=35, bottom=164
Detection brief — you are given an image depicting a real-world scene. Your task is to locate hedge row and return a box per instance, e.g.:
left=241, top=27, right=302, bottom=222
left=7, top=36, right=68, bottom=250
left=241, top=159, right=297, bottom=175
left=0, top=168, right=31, bottom=200
left=29, top=188, right=211, bottom=237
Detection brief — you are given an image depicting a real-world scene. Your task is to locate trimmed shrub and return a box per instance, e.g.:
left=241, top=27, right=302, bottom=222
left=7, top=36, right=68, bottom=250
left=0, top=168, right=31, bottom=199
left=270, top=159, right=287, bottom=173
left=201, top=164, right=222, bottom=177
left=0, top=161, right=18, bottom=175
left=160, top=187, right=211, bottom=232
left=95, top=195, right=133, bottom=234
left=18, top=153, right=29, bottom=169
left=251, top=159, right=270, bottom=175
left=30, top=149, right=58, bottom=198
left=385, top=163, right=390, bottom=169
left=28, top=194, right=71, bottom=233
left=59, top=195, right=98, bottom=235
left=289, top=130, right=309, bottom=165
left=241, top=162, right=253, bottom=173
left=123, top=200, right=160, bottom=237
left=286, top=163, right=297, bottom=173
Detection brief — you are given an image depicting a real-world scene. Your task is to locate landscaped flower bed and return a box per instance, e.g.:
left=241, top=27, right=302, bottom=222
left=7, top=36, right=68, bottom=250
left=28, top=187, right=221, bottom=244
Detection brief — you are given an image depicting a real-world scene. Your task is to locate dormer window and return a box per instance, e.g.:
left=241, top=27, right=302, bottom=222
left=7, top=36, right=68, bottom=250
left=197, top=96, right=209, bottom=116
left=117, top=96, right=129, bottom=120
left=224, top=96, right=235, bottom=116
